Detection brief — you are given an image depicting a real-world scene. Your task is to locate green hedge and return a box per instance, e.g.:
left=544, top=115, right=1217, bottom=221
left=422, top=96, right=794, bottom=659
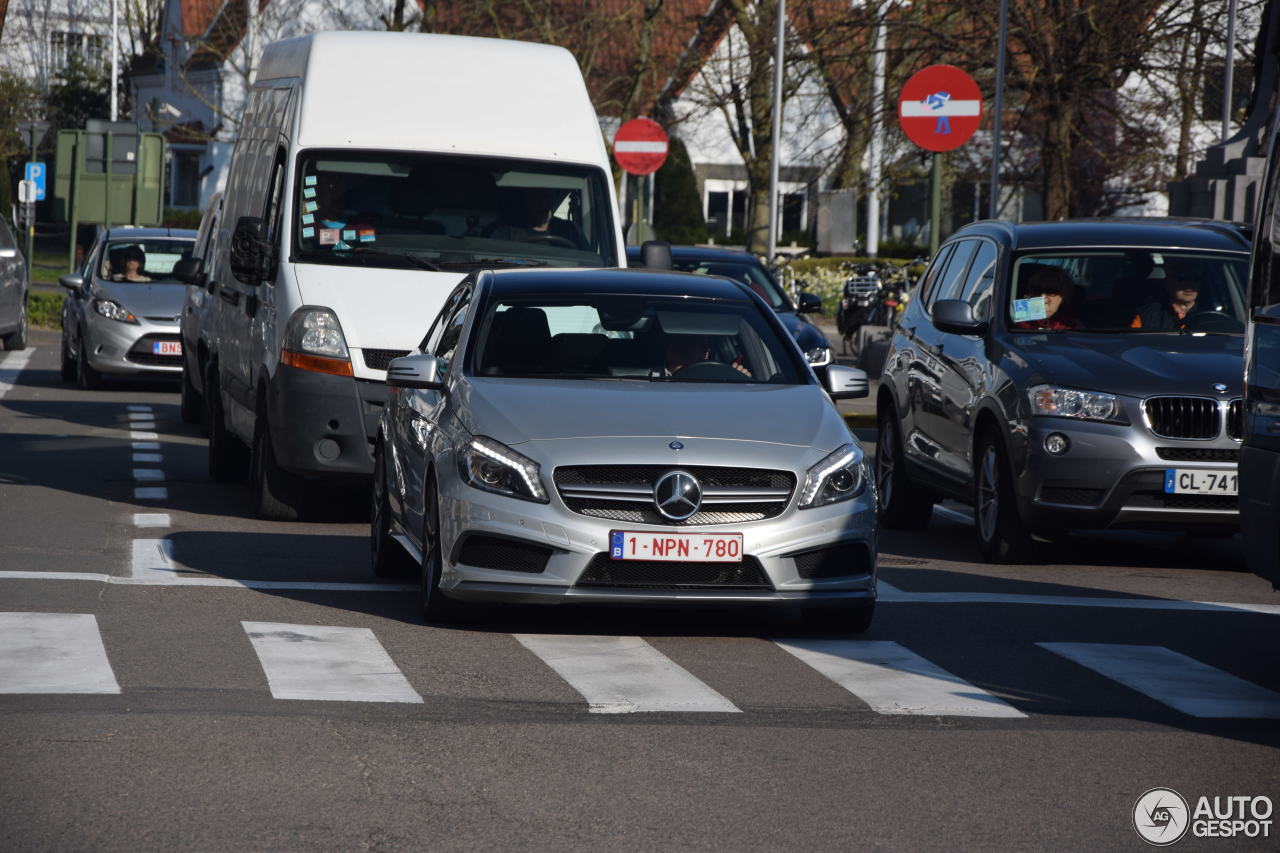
left=28, top=292, right=63, bottom=329
left=777, top=256, right=927, bottom=312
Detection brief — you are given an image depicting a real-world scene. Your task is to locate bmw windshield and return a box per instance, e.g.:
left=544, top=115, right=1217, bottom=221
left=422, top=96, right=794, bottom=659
left=292, top=151, right=617, bottom=272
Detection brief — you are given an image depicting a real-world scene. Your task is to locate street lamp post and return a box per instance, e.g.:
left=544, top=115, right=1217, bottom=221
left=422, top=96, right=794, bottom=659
left=767, top=0, right=786, bottom=265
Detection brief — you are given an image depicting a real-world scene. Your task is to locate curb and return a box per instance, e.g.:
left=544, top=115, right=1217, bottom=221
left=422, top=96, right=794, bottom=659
left=843, top=413, right=877, bottom=429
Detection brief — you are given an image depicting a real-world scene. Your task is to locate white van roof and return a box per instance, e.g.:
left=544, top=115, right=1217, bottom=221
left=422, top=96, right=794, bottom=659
left=255, top=31, right=608, bottom=167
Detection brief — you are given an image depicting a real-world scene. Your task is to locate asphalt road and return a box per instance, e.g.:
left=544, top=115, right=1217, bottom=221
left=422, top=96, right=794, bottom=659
left=3, top=329, right=1279, bottom=852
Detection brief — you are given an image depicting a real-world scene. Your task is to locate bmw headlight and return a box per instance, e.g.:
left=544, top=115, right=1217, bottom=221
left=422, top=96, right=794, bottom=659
left=458, top=436, right=548, bottom=503
left=93, top=298, right=138, bottom=324
left=1028, top=385, right=1123, bottom=422
left=805, top=346, right=833, bottom=367
left=798, top=443, right=867, bottom=509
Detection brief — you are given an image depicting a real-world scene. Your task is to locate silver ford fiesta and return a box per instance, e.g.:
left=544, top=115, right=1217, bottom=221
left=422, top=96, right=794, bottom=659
left=372, top=267, right=877, bottom=630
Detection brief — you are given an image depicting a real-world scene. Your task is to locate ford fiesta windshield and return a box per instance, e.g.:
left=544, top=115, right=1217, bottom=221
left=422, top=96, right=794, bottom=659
left=1007, top=250, right=1249, bottom=334
left=470, top=294, right=807, bottom=384
left=291, top=151, right=617, bottom=271
left=98, top=240, right=193, bottom=283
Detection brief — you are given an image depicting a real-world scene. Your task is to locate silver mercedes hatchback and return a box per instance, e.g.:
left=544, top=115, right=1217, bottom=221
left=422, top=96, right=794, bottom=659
left=372, top=267, right=877, bottom=630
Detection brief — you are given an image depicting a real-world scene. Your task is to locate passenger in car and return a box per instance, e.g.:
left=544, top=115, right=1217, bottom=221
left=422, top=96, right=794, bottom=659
left=1014, top=265, right=1078, bottom=330
left=112, top=246, right=153, bottom=282
left=1131, top=261, right=1201, bottom=330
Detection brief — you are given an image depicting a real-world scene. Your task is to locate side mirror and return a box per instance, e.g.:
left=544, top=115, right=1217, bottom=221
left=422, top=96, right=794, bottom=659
left=639, top=240, right=672, bottom=270
left=386, top=353, right=447, bottom=391
left=230, top=216, right=273, bottom=285
left=933, top=299, right=988, bottom=336
left=825, top=364, right=869, bottom=399
left=173, top=257, right=204, bottom=286
left=58, top=273, right=85, bottom=292
left=797, top=292, right=823, bottom=314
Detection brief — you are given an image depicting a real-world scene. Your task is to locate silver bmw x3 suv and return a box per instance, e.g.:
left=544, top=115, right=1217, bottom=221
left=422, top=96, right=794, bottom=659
left=373, top=267, right=877, bottom=630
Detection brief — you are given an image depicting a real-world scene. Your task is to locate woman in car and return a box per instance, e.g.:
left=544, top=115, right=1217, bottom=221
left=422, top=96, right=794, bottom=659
left=1014, top=265, right=1079, bottom=330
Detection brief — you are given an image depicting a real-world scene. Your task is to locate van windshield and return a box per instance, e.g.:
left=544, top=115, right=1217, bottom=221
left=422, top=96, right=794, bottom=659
left=292, top=151, right=617, bottom=271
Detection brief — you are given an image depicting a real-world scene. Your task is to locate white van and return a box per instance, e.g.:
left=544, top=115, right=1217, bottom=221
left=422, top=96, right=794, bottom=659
left=202, top=31, right=624, bottom=519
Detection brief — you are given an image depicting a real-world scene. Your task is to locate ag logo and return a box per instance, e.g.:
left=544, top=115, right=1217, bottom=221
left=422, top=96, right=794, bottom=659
left=1133, top=788, right=1190, bottom=845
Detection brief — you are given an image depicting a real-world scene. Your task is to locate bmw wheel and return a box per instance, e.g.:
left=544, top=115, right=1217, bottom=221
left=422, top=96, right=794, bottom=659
left=874, top=414, right=933, bottom=529
left=974, top=431, right=1034, bottom=564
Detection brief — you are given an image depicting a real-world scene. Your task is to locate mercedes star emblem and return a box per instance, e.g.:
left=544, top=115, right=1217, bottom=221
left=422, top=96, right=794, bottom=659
left=669, top=441, right=684, bottom=450
left=653, top=470, right=702, bottom=521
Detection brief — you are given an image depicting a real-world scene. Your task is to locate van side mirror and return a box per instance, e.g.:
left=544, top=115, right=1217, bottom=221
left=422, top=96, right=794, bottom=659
left=933, top=299, right=988, bottom=336
left=797, top=292, right=823, bottom=314
left=230, top=216, right=273, bottom=285
left=386, top=353, right=447, bottom=391
left=639, top=240, right=672, bottom=270
left=825, top=364, right=869, bottom=399
left=173, top=257, right=204, bottom=286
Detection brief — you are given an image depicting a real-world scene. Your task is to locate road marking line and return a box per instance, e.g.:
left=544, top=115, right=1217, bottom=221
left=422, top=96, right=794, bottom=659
left=775, top=639, right=1026, bottom=717
left=133, top=453, right=163, bottom=463
left=129, top=422, right=157, bottom=431
left=127, top=412, right=154, bottom=420
left=0, top=348, right=34, bottom=400
left=127, top=405, right=152, bottom=412
left=134, top=486, right=168, bottom=499
left=514, top=634, right=740, bottom=713
left=243, top=622, right=423, bottom=703
left=132, top=441, right=161, bottom=450
left=131, top=538, right=177, bottom=580
left=1039, top=642, right=1280, bottom=718
left=132, top=468, right=165, bottom=482
left=0, top=613, right=121, bottom=694
left=132, top=513, right=170, bottom=528
left=129, top=431, right=159, bottom=441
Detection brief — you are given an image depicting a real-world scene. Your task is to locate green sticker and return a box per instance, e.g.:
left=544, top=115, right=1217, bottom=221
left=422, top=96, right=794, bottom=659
left=303, top=187, right=316, bottom=199
left=343, top=229, right=356, bottom=241
left=305, top=175, right=317, bottom=186
left=304, top=200, right=318, bottom=213
left=302, top=226, right=315, bottom=239
left=301, top=214, right=314, bottom=225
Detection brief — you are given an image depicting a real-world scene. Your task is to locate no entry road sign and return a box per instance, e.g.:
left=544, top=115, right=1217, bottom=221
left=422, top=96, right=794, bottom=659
left=898, top=65, right=983, bottom=152
left=613, top=118, right=669, bottom=176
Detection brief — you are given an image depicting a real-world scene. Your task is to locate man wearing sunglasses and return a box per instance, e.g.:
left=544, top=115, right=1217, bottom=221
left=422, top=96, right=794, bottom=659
left=1131, top=261, right=1202, bottom=330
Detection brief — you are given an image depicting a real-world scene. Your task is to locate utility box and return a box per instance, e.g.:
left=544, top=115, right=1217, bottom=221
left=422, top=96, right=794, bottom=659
left=52, top=122, right=166, bottom=227
left=817, top=189, right=858, bottom=255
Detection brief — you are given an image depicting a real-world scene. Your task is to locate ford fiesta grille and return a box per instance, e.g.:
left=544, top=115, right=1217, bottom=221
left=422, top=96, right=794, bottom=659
left=1144, top=396, right=1221, bottom=440
left=553, top=465, right=795, bottom=526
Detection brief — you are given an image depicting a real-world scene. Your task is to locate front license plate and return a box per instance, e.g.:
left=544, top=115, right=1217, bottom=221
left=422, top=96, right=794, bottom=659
left=1164, top=468, right=1238, bottom=495
left=610, top=530, right=743, bottom=563
left=153, top=340, right=182, bottom=356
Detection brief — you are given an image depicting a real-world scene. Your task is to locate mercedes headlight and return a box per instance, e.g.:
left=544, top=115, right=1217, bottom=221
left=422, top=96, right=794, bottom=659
left=458, top=436, right=548, bottom=503
left=798, top=443, right=867, bottom=509
left=805, top=346, right=833, bottom=367
left=1028, top=385, right=1123, bottom=422
left=93, top=298, right=137, bottom=324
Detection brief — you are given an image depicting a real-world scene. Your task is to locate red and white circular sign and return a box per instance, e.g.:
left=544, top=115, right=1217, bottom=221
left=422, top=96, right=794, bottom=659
left=898, top=65, right=983, bottom=152
left=613, top=118, right=669, bottom=176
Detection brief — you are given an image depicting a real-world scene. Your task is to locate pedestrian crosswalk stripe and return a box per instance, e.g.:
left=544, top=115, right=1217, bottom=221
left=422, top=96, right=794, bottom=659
left=775, top=639, right=1026, bottom=717
left=243, top=622, right=423, bottom=703
left=1039, top=643, right=1280, bottom=718
left=0, top=613, right=121, bottom=694
left=514, top=634, right=740, bottom=714
left=0, top=348, right=34, bottom=401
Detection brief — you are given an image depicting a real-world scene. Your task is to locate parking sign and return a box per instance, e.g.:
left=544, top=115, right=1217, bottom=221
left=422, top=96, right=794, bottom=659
left=24, top=162, right=46, bottom=201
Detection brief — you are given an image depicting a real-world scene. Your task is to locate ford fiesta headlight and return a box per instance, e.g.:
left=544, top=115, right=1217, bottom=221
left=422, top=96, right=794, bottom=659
left=1028, top=385, right=1124, bottom=422
left=458, top=436, right=548, bottom=503
left=805, top=346, right=832, bottom=367
left=93, top=298, right=138, bottom=324
left=798, top=443, right=867, bottom=508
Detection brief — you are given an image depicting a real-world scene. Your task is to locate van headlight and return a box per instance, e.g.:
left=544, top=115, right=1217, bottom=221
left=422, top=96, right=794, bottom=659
left=283, top=307, right=349, bottom=358
left=93, top=298, right=138, bottom=324
left=1028, top=385, right=1123, bottom=422
left=798, top=443, right=867, bottom=508
left=458, top=436, right=548, bottom=503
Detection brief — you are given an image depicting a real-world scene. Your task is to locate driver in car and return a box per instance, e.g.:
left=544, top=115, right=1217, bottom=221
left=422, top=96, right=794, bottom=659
left=662, top=333, right=752, bottom=378
left=487, top=188, right=586, bottom=248
left=1131, top=261, right=1202, bottom=330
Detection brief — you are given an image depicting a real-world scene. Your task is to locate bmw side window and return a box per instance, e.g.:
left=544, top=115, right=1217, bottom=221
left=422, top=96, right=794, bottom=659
left=918, top=244, right=955, bottom=306
left=929, top=239, right=977, bottom=310
left=959, top=241, right=999, bottom=321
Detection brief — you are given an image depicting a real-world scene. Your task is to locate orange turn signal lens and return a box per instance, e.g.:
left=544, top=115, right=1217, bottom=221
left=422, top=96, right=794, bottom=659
left=281, top=349, right=354, bottom=377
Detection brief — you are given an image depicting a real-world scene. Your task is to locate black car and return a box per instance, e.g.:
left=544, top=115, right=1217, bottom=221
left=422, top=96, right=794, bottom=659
left=876, top=218, right=1251, bottom=562
left=0, top=217, right=26, bottom=351
left=625, top=245, right=832, bottom=367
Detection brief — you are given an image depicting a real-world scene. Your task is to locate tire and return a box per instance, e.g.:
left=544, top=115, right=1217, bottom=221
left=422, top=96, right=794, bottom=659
left=179, top=360, right=204, bottom=425
left=251, top=415, right=304, bottom=521
left=801, top=601, right=875, bottom=634
left=974, top=432, right=1035, bottom=564
left=59, top=329, right=76, bottom=381
left=420, top=474, right=457, bottom=624
left=76, top=328, right=102, bottom=390
left=2, top=297, right=27, bottom=350
left=204, top=364, right=249, bottom=482
left=371, top=443, right=415, bottom=578
left=874, top=414, right=934, bottom=529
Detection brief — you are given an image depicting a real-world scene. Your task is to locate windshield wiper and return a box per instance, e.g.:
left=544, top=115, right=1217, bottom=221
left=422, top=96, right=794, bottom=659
left=296, top=248, right=443, bottom=271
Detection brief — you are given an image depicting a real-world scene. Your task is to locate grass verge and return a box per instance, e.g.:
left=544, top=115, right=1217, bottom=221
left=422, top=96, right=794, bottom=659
left=28, top=292, right=63, bottom=329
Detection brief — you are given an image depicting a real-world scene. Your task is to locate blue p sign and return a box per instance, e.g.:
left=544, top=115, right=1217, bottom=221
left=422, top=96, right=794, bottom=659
left=24, top=162, right=45, bottom=201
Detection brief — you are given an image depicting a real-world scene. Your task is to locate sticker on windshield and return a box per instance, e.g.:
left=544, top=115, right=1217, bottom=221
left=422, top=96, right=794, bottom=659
left=303, top=187, right=317, bottom=199
left=342, top=229, right=356, bottom=241
left=318, top=229, right=338, bottom=246
left=304, top=200, right=318, bottom=214
left=358, top=229, right=375, bottom=243
left=305, top=175, right=317, bottom=186
left=1012, top=296, right=1047, bottom=323
left=301, top=213, right=314, bottom=225
left=301, top=226, right=315, bottom=239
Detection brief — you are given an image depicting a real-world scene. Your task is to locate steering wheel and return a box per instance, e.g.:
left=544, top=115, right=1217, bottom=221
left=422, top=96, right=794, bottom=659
left=1183, top=310, right=1243, bottom=333
left=670, top=360, right=751, bottom=382
left=523, top=234, right=578, bottom=249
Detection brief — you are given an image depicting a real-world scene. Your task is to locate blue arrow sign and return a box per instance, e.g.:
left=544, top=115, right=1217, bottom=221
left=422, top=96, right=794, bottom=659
left=24, top=162, right=46, bottom=201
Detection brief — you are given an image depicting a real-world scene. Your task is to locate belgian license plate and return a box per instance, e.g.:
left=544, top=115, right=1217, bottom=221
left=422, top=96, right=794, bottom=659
left=1164, top=468, right=1238, bottom=495
left=153, top=340, right=182, bottom=356
left=610, top=531, right=743, bottom=563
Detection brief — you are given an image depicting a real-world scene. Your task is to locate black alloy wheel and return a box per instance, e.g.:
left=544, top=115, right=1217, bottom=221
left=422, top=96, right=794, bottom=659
left=974, top=432, right=1034, bottom=564
left=252, top=415, right=304, bottom=521
left=874, top=414, right=933, bottom=529
left=371, top=443, right=414, bottom=578
left=179, top=361, right=203, bottom=424
left=419, top=474, right=456, bottom=624
left=204, top=364, right=249, bottom=482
